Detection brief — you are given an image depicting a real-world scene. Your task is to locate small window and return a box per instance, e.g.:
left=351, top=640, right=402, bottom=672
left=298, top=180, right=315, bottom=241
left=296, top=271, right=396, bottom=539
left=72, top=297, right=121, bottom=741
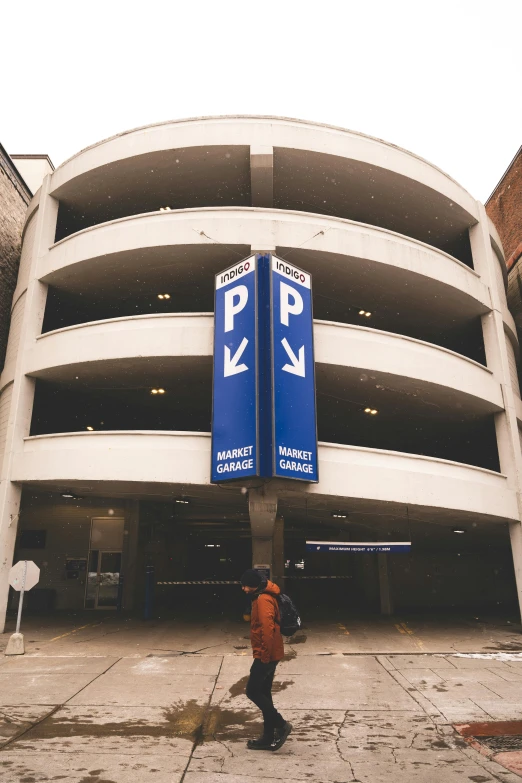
left=18, top=530, right=47, bottom=549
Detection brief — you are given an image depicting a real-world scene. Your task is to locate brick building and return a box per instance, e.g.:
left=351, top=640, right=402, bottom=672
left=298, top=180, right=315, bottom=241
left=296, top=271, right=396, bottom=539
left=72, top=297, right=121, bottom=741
left=0, top=145, right=32, bottom=370
left=486, top=145, right=522, bottom=333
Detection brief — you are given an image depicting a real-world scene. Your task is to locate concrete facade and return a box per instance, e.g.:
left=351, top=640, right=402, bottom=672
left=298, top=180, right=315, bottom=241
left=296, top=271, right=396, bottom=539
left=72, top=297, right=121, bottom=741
left=1, top=117, right=522, bottom=627
left=9, top=155, right=55, bottom=198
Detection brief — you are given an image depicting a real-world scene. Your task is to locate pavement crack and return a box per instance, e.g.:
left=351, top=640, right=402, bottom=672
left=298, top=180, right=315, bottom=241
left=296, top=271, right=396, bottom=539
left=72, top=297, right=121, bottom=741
left=408, top=731, right=419, bottom=749
left=0, top=656, right=122, bottom=752
left=0, top=705, right=61, bottom=751
left=334, top=709, right=350, bottom=763
left=180, top=655, right=225, bottom=783
left=213, top=736, right=233, bottom=761
left=182, top=644, right=226, bottom=654
left=346, top=757, right=357, bottom=781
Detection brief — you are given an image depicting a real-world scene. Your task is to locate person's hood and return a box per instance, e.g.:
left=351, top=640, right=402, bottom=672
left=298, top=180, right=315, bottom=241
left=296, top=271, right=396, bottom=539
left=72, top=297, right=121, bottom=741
left=262, top=580, right=281, bottom=597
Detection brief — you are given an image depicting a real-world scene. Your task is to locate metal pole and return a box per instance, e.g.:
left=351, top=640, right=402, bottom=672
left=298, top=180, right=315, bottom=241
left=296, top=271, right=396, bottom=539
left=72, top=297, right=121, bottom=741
left=15, top=561, right=27, bottom=634
left=144, top=565, right=154, bottom=620
left=117, top=573, right=124, bottom=612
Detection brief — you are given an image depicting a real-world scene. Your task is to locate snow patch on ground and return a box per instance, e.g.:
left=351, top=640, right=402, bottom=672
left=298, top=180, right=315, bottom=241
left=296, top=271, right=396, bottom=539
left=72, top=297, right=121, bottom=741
left=445, top=652, right=522, bottom=661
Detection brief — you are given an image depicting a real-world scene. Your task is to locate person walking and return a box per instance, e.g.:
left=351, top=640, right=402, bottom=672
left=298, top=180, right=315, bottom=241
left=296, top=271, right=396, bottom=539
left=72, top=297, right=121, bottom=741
left=241, top=569, right=292, bottom=751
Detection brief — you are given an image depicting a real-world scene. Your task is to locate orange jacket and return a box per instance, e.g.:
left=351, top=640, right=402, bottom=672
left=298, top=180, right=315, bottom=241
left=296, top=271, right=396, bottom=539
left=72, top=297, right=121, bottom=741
left=250, top=580, right=284, bottom=663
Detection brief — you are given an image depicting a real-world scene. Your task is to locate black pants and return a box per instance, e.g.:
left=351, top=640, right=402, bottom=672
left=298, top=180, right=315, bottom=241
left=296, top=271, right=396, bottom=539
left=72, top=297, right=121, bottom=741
left=246, top=659, right=285, bottom=738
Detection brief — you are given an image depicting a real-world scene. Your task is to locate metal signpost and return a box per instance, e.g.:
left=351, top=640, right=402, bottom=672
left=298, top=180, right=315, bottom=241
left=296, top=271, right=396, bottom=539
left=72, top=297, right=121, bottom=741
left=211, top=254, right=318, bottom=484
left=271, top=257, right=318, bottom=481
left=212, top=256, right=259, bottom=482
left=5, top=560, right=40, bottom=655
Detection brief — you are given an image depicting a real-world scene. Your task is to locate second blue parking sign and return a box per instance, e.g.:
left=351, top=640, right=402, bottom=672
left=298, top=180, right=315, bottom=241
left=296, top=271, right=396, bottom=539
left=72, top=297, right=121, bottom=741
left=271, top=257, right=318, bottom=481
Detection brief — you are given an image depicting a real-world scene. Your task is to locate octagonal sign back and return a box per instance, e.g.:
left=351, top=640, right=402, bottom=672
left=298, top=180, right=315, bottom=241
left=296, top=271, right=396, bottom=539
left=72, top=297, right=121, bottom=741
left=8, top=561, right=40, bottom=591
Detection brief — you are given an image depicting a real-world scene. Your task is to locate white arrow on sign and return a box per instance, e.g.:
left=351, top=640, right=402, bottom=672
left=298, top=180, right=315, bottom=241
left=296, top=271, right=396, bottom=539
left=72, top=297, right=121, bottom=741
left=224, top=338, right=249, bottom=377
left=281, top=338, right=305, bottom=377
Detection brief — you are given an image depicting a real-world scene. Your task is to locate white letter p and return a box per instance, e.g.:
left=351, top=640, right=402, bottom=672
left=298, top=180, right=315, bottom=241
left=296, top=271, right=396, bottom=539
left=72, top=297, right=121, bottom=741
left=280, top=281, right=303, bottom=326
left=224, top=285, right=248, bottom=332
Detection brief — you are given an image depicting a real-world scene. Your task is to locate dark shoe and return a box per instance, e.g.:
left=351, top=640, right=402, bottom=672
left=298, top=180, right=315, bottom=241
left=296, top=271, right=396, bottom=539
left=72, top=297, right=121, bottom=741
left=247, top=735, right=274, bottom=750
left=270, top=721, right=292, bottom=751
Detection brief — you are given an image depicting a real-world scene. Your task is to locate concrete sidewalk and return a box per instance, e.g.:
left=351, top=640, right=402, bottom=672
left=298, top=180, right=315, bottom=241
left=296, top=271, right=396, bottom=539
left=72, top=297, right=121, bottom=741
left=1, top=637, right=522, bottom=781
left=1, top=610, right=521, bottom=656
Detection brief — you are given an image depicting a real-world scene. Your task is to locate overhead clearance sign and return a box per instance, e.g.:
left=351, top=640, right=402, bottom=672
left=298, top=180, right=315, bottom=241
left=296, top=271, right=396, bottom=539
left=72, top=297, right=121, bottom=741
left=306, top=541, right=412, bottom=553
left=211, top=254, right=318, bottom=483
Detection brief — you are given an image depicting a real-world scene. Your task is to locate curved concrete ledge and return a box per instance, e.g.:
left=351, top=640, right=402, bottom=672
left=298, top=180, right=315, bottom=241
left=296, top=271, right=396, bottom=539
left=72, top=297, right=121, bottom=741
left=15, top=431, right=212, bottom=486
left=39, top=208, right=490, bottom=316
left=503, top=308, right=519, bottom=350
left=309, top=442, right=518, bottom=520
left=50, top=116, right=478, bottom=222
left=25, top=314, right=503, bottom=415
left=488, top=216, right=505, bottom=263
left=22, top=196, right=39, bottom=235
left=13, top=431, right=518, bottom=521
left=515, top=394, right=522, bottom=426
left=314, top=320, right=502, bottom=414
left=26, top=314, right=214, bottom=379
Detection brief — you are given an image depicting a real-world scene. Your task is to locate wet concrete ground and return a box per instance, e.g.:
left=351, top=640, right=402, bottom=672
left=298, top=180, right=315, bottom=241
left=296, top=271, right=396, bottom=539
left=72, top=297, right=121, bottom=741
left=1, top=613, right=522, bottom=781
left=1, top=609, right=521, bottom=657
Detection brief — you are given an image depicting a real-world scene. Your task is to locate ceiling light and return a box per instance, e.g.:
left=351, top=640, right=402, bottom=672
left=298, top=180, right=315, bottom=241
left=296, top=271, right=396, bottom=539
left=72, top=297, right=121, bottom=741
left=157, top=294, right=164, bottom=300
left=370, top=409, right=378, bottom=415
left=331, top=512, right=348, bottom=519
left=86, top=426, right=94, bottom=431
left=157, top=388, right=165, bottom=394
left=159, top=206, right=171, bottom=212
left=453, top=528, right=466, bottom=534
left=175, top=498, right=189, bottom=504
left=359, top=310, right=372, bottom=317
left=365, top=312, right=372, bottom=317
left=359, top=310, right=365, bottom=315
left=157, top=293, right=171, bottom=300
left=61, top=492, right=75, bottom=499
left=364, top=407, right=372, bottom=413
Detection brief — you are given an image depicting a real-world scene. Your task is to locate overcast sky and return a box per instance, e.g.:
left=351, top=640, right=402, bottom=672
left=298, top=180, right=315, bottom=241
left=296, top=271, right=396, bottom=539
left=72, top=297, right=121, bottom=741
left=3, top=0, right=521, bottom=202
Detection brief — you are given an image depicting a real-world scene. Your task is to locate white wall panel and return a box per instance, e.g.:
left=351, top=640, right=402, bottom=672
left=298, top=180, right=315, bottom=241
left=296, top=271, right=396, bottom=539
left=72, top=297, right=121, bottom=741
left=0, top=383, right=13, bottom=476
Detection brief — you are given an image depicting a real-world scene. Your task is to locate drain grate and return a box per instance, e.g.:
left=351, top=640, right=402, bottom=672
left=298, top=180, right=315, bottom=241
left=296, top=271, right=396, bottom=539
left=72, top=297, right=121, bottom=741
left=478, top=735, right=522, bottom=752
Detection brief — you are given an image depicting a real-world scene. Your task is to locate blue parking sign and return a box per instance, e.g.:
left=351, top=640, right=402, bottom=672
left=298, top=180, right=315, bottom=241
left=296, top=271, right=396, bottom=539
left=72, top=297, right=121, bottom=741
left=211, top=256, right=258, bottom=482
left=271, top=257, right=318, bottom=481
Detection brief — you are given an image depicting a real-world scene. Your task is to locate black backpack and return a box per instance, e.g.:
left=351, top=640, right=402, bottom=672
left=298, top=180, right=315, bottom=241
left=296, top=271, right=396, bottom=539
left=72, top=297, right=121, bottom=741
left=276, top=592, right=302, bottom=637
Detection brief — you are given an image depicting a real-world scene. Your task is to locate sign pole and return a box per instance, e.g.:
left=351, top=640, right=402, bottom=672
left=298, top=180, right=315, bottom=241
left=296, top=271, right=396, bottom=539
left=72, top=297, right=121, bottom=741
left=5, top=558, right=40, bottom=655
left=14, top=560, right=27, bottom=635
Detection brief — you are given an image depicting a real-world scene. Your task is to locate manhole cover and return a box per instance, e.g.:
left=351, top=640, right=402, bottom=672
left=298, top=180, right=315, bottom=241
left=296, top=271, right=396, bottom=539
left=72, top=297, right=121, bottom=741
left=478, top=735, right=522, bottom=752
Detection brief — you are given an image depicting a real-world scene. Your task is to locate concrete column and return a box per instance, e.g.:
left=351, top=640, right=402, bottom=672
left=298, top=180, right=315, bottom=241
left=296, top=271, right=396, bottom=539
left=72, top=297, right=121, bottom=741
left=249, top=485, right=278, bottom=576
left=250, top=146, right=273, bottom=208
left=272, top=516, right=285, bottom=590
left=0, top=175, right=58, bottom=633
left=123, top=500, right=140, bottom=610
left=509, top=521, right=522, bottom=613
left=470, top=208, right=522, bottom=619
left=378, top=553, right=394, bottom=615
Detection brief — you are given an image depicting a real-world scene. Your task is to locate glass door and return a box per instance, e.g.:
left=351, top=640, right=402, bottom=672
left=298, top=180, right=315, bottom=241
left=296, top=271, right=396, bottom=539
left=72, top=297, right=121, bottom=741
left=85, top=550, right=122, bottom=609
